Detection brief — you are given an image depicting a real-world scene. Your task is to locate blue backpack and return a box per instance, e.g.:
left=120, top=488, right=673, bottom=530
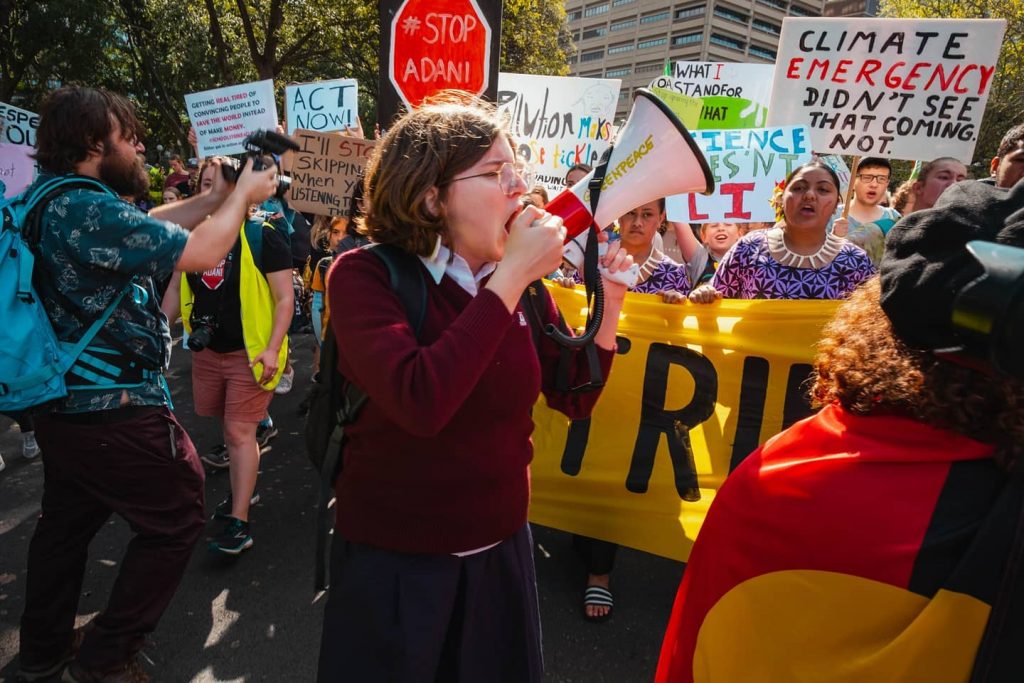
left=0, top=176, right=132, bottom=412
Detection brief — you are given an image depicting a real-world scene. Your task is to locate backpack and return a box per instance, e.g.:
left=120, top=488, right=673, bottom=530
left=304, top=244, right=557, bottom=593
left=0, top=176, right=133, bottom=412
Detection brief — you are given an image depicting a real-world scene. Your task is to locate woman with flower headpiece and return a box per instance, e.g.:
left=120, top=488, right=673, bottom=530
left=689, top=161, right=875, bottom=302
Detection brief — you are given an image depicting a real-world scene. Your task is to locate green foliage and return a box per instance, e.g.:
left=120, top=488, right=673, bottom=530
left=501, top=0, right=573, bottom=76
left=1, top=0, right=570, bottom=153
left=879, top=0, right=1024, bottom=164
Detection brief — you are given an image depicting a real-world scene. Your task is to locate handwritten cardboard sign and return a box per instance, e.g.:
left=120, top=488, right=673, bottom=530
left=185, top=80, right=278, bottom=157
left=666, top=125, right=813, bottom=223
left=496, top=73, right=621, bottom=193
left=0, top=143, right=36, bottom=198
left=649, top=62, right=774, bottom=129
left=0, top=102, right=38, bottom=147
left=287, top=129, right=378, bottom=217
left=768, top=18, right=1006, bottom=161
left=285, top=79, right=359, bottom=135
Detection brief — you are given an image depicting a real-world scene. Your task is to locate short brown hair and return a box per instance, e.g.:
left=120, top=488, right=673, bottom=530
left=360, top=95, right=507, bottom=256
left=34, top=86, right=144, bottom=175
left=812, top=277, right=1024, bottom=467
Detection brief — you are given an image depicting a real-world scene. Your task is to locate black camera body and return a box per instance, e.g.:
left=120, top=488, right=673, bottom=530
left=187, top=314, right=219, bottom=352
left=218, top=130, right=300, bottom=199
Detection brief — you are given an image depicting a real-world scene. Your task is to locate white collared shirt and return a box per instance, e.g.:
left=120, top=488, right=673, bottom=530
left=418, top=241, right=496, bottom=296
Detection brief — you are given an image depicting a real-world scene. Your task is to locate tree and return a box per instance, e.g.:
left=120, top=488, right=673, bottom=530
left=879, top=0, right=1024, bottom=164
left=500, top=0, right=573, bottom=76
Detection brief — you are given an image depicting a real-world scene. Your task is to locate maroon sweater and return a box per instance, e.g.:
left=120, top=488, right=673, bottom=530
left=328, top=249, right=614, bottom=554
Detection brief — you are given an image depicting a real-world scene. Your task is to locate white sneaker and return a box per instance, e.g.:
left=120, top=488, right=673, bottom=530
left=274, top=367, right=294, bottom=395
left=22, top=432, right=40, bottom=459
left=0, top=453, right=5, bottom=472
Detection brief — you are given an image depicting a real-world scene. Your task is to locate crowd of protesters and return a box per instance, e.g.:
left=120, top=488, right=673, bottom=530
left=4, top=82, right=1024, bottom=682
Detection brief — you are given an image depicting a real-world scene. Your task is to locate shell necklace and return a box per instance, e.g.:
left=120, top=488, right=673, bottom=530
left=766, top=227, right=843, bottom=269
left=636, top=245, right=664, bottom=283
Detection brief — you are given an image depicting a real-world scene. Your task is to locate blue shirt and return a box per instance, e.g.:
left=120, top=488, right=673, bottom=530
left=30, top=174, right=189, bottom=412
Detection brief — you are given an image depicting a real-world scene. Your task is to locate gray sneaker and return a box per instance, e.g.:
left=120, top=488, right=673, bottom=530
left=22, top=432, right=40, bottom=459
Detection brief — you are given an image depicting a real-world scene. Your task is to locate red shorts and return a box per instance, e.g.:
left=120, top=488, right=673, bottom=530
left=191, top=349, right=273, bottom=423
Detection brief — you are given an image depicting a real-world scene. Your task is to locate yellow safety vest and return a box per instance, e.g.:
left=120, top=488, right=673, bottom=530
left=180, top=222, right=289, bottom=391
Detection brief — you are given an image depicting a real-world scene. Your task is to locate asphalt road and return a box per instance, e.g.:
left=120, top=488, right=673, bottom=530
left=0, top=333, right=685, bottom=682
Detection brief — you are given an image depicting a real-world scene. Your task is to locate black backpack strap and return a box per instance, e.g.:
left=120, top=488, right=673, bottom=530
left=313, top=243, right=427, bottom=595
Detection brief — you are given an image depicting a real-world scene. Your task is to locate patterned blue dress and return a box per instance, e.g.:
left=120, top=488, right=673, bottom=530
left=711, top=231, right=875, bottom=300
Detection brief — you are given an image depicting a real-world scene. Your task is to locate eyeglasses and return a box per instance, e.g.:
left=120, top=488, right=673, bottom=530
left=856, top=173, right=890, bottom=184
left=446, top=162, right=534, bottom=196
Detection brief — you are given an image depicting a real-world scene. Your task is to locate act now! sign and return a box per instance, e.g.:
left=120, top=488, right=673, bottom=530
left=285, top=79, right=359, bottom=135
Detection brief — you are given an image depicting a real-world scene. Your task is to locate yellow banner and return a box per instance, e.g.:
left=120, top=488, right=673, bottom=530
left=529, top=283, right=839, bottom=562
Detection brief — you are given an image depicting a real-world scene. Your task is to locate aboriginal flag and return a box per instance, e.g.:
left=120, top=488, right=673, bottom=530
left=656, top=403, right=1024, bottom=683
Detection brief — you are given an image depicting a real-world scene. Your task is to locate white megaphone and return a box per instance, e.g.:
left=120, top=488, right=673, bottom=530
left=546, top=88, right=715, bottom=286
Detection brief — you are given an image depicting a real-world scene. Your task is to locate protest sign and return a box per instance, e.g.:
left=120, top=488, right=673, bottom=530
left=817, top=153, right=851, bottom=198
left=287, top=129, right=378, bottom=216
left=531, top=284, right=836, bottom=561
left=497, top=73, right=621, bottom=193
left=650, top=62, right=774, bottom=129
left=768, top=18, right=1006, bottom=161
left=665, top=125, right=813, bottom=223
left=0, top=102, right=38, bottom=147
left=377, top=0, right=502, bottom=127
left=285, top=79, right=359, bottom=134
left=649, top=87, right=702, bottom=130
left=185, top=80, right=278, bottom=157
left=0, top=143, right=35, bottom=198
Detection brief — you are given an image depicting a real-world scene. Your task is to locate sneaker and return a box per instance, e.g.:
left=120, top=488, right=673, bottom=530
left=200, top=444, right=229, bottom=469
left=0, top=453, right=5, bottom=473
left=20, top=628, right=86, bottom=681
left=62, top=658, right=149, bottom=683
left=256, top=423, right=278, bottom=447
left=212, top=490, right=261, bottom=520
left=22, top=432, right=41, bottom=459
left=274, top=367, right=294, bottom=395
left=208, top=517, right=253, bottom=555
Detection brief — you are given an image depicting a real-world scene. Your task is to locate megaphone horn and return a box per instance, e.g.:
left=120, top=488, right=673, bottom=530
left=547, top=88, right=715, bottom=248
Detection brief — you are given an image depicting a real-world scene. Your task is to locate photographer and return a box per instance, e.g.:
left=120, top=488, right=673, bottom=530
left=162, top=180, right=294, bottom=557
left=17, top=86, right=277, bottom=683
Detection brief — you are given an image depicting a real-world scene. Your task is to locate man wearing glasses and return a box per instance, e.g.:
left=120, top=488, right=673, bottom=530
left=833, top=156, right=902, bottom=265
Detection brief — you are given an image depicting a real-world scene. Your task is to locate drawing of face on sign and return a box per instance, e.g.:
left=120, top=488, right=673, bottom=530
left=579, top=85, right=615, bottom=116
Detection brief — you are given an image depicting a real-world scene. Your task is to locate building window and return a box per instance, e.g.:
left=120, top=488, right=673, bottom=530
left=567, top=9, right=582, bottom=21
left=608, top=41, right=636, bottom=54
left=618, top=90, right=631, bottom=102
left=675, top=5, right=706, bottom=20
left=789, top=4, right=818, bottom=15
left=611, top=18, right=637, bottom=31
left=635, top=61, right=664, bottom=74
left=583, top=25, right=608, bottom=39
left=752, top=19, right=780, bottom=34
left=606, top=67, right=632, bottom=77
left=709, top=33, right=745, bottom=50
left=584, top=3, right=609, bottom=17
left=569, top=54, right=579, bottom=64
left=581, top=49, right=605, bottom=62
left=749, top=45, right=777, bottom=60
left=756, top=0, right=786, bottom=9
left=714, top=6, right=749, bottom=24
left=637, top=36, right=668, bottom=49
left=612, top=0, right=637, bottom=6
left=672, top=32, right=703, bottom=47
left=641, top=10, right=670, bottom=24
left=571, top=29, right=581, bottom=41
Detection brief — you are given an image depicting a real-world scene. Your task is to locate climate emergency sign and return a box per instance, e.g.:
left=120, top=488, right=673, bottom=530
left=768, top=18, right=1006, bottom=161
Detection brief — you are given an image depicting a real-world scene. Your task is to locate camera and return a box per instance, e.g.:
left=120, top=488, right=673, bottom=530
left=217, top=130, right=300, bottom=199
left=187, top=314, right=219, bottom=352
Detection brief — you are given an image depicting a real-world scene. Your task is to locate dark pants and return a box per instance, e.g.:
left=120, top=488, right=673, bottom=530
left=318, top=524, right=543, bottom=683
left=572, top=534, right=619, bottom=575
left=19, top=406, right=205, bottom=671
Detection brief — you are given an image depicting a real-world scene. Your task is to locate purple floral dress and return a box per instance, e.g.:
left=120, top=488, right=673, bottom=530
left=573, top=258, right=692, bottom=295
left=711, top=231, right=875, bottom=300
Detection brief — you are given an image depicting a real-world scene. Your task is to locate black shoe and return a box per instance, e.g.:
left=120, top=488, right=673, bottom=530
left=212, top=490, right=261, bottom=520
left=256, top=423, right=279, bottom=447
left=200, top=444, right=229, bottom=469
left=208, top=517, right=253, bottom=555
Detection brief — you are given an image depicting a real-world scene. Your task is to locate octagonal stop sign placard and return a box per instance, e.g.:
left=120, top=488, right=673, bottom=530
left=388, top=0, right=493, bottom=112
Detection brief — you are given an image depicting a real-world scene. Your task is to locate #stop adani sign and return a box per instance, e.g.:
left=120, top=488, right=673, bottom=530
left=378, top=0, right=502, bottom=126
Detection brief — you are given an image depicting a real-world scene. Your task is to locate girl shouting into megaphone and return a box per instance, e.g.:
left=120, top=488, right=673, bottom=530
left=316, top=94, right=634, bottom=682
